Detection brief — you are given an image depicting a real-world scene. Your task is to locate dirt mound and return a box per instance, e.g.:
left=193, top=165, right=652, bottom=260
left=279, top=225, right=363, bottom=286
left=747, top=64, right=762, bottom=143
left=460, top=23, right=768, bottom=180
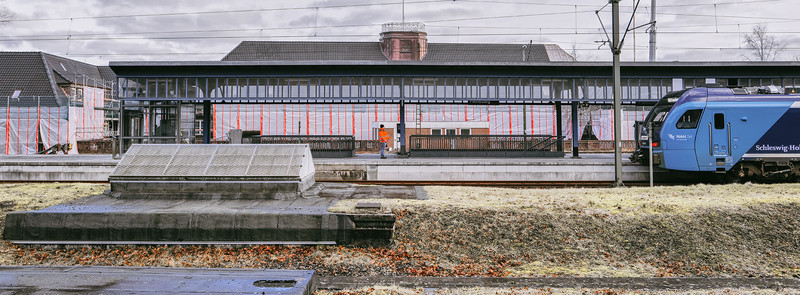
left=394, top=202, right=800, bottom=277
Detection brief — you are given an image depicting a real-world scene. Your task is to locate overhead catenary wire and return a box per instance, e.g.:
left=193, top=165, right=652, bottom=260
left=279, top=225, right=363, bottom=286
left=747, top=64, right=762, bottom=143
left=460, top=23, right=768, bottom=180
left=10, top=0, right=448, bottom=22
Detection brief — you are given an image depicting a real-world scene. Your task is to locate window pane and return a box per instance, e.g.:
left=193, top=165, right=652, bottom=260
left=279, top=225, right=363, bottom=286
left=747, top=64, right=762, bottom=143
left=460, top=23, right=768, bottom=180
left=676, top=109, right=702, bottom=129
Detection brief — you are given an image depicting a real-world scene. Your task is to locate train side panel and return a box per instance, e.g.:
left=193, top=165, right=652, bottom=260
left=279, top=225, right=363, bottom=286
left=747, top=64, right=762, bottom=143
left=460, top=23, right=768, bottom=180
left=741, top=101, right=800, bottom=161
left=692, top=100, right=796, bottom=172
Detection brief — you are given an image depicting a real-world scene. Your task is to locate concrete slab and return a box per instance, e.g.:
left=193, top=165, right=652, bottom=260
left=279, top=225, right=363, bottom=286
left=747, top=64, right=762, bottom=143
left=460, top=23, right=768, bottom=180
left=4, top=194, right=345, bottom=244
left=4, top=183, right=415, bottom=245
left=0, top=266, right=316, bottom=295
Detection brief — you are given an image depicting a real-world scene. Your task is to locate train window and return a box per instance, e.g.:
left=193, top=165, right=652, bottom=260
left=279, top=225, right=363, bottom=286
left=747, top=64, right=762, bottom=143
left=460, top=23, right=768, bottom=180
left=714, top=113, right=725, bottom=129
left=676, top=109, right=702, bottom=129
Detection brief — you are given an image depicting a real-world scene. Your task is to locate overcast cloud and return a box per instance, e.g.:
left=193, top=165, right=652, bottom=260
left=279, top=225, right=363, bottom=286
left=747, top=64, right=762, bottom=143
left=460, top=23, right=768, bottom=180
left=0, top=0, right=798, bottom=65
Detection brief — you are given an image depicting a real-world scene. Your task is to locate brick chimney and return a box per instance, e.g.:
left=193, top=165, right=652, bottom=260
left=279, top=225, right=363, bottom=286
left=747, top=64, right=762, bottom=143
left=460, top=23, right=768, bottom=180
left=380, top=22, right=427, bottom=61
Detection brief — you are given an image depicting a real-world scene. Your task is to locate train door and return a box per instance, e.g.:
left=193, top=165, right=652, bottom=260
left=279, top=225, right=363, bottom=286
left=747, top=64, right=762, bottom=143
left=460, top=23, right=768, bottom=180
left=698, top=111, right=732, bottom=171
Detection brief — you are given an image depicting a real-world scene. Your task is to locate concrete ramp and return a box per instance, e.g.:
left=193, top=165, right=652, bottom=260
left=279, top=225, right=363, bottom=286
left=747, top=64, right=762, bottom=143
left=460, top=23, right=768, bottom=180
left=110, top=144, right=315, bottom=200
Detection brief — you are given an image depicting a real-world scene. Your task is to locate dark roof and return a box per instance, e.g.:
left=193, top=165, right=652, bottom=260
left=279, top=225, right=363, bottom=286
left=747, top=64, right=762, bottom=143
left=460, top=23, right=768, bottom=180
left=0, top=52, right=62, bottom=107
left=0, top=52, right=52, bottom=97
left=222, top=41, right=575, bottom=63
left=1, top=52, right=115, bottom=107
left=222, top=41, right=387, bottom=61
left=424, top=43, right=551, bottom=63
left=98, top=66, right=117, bottom=82
left=43, top=53, right=108, bottom=85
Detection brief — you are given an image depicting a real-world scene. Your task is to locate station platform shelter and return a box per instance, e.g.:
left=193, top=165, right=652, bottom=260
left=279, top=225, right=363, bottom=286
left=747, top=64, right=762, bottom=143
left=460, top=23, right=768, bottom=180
left=108, top=23, right=800, bottom=157
left=110, top=59, right=800, bottom=158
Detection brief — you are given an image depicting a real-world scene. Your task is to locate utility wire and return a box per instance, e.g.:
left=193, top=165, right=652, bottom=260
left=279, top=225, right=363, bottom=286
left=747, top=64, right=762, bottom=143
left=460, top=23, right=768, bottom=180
left=453, top=0, right=777, bottom=7
left=8, top=29, right=800, bottom=43
left=11, top=0, right=447, bottom=22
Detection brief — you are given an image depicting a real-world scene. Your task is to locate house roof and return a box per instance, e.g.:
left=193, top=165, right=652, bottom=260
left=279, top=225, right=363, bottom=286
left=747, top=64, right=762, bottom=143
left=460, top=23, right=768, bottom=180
left=0, top=52, right=61, bottom=107
left=0, top=52, right=115, bottom=107
left=42, top=53, right=111, bottom=86
left=222, top=41, right=575, bottom=63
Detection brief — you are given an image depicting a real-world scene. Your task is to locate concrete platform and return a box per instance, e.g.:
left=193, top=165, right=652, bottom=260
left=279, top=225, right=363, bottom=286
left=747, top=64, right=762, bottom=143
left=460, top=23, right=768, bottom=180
left=0, top=155, right=117, bottom=181
left=0, top=266, right=316, bottom=294
left=0, top=153, right=669, bottom=183
left=315, top=153, right=670, bottom=182
left=4, top=183, right=413, bottom=245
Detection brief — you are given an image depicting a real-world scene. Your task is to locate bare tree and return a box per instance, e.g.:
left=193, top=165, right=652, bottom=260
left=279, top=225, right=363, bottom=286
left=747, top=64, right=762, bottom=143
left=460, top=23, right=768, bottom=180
left=0, top=11, right=11, bottom=27
left=570, top=41, right=597, bottom=61
left=743, top=24, right=785, bottom=61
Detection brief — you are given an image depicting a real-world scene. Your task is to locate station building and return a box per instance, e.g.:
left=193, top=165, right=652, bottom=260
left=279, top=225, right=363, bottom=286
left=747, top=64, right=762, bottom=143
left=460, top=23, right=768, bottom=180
left=4, top=22, right=800, bottom=156
left=110, top=22, right=800, bottom=156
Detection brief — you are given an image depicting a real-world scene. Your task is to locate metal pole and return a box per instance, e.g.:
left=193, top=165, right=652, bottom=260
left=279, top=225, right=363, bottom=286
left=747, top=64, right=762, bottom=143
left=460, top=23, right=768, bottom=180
left=571, top=101, right=579, bottom=158
left=555, top=101, right=563, bottom=153
left=612, top=0, right=624, bottom=187
left=176, top=101, right=181, bottom=144
left=648, top=121, right=654, bottom=187
left=202, top=100, right=211, bottom=144
left=399, top=100, right=406, bottom=155
left=119, top=99, right=125, bottom=156
left=649, top=0, right=656, bottom=62
left=522, top=104, right=527, bottom=135
left=402, top=0, right=405, bottom=23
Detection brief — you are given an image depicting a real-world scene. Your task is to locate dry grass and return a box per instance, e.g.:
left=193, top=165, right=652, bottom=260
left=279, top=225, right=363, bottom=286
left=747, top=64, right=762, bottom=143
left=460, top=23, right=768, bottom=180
left=1, top=182, right=800, bottom=286
left=0, top=183, right=107, bottom=212
left=330, top=183, right=800, bottom=215
left=331, top=183, right=800, bottom=278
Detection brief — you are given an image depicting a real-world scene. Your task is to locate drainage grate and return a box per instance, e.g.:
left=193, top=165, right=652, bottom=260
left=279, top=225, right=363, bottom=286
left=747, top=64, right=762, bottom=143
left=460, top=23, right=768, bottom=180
left=253, top=279, right=297, bottom=288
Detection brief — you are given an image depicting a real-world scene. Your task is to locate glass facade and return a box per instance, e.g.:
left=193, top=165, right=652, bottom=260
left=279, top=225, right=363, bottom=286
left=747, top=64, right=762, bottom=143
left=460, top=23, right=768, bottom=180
left=118, top=76, right=680, bottom=103
left=114, top=66, right=800, bottom=154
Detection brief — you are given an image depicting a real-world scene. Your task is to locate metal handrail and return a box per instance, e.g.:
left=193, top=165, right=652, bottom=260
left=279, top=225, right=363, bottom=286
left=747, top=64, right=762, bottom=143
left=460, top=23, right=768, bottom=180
left=409, top=135, right=564, bottom=152
left=252, top=135, right=356, bottom=152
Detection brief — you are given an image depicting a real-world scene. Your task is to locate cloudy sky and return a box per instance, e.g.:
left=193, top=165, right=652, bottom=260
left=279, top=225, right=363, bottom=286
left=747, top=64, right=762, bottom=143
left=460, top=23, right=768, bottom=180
left=1, top=0, right=798, bottom=65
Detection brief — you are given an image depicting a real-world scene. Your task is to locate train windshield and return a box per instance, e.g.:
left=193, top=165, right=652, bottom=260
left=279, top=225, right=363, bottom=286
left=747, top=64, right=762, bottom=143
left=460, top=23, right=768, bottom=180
left=644, top=89, right=687, bottom=127
left=639, top=90, right=687, bottom=145
left=647, top=104, right=672, bottom=128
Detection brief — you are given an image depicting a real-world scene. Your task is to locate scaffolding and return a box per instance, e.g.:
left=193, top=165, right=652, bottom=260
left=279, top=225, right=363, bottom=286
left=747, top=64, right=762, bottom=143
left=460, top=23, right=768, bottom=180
left=0, top=74, right=117, bottom=155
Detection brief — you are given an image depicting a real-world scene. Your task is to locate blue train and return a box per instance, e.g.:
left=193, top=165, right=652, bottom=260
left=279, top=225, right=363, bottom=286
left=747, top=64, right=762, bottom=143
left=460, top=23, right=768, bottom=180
left=631, top=86, right=800, bottom=181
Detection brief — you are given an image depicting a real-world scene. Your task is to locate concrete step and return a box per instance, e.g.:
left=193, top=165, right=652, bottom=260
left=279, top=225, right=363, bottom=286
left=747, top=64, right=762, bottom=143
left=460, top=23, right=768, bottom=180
left=0, top=266, right=317, bottom=295
left=3, top=195, right=354, bottom=244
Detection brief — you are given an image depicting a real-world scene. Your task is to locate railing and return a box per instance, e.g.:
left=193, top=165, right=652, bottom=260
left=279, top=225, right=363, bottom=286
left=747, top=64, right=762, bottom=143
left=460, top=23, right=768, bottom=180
left=409, top=135, right=565, bottom=157
left=382, top=22, right=425, bottom=32
left=355, top=140, right=380, bottom=153
left=564, top=140, right=636, bottom=153
left=251, top=135, right=355, bottom=158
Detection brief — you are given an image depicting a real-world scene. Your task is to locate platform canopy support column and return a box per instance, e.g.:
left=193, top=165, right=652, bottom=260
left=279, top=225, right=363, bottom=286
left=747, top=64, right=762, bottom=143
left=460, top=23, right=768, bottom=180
left=202, top=100, right=211, bottom=144
left=571, top=101, right=580, bottom=158
left=555, top=101, right=563, bottom=153
left=398, top=100, right=406, bottom=155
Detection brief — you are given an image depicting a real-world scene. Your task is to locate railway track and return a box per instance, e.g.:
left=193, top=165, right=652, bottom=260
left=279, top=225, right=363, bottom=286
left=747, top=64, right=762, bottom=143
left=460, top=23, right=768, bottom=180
left=317, top=276, right=800, bottom=291
left=326, top=180, right=660, bottom=188
left=2, top=179, right=680, bottom=188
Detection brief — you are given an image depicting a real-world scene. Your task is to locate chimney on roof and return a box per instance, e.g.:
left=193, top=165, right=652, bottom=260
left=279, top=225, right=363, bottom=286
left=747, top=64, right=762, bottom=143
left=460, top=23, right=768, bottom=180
left=380, top=22, right=427, bottom=61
